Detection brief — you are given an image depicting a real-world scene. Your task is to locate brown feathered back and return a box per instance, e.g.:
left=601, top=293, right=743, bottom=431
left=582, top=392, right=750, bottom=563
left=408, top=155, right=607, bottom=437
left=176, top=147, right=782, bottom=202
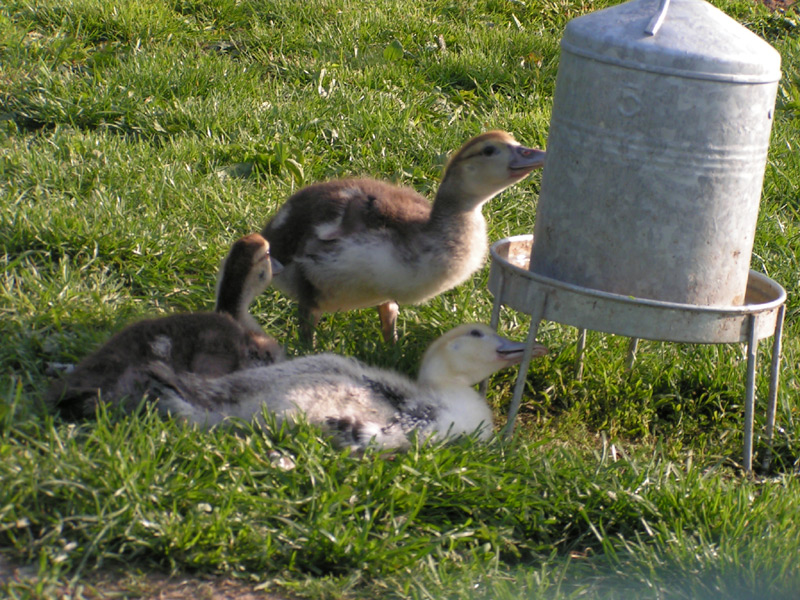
left=47, top=234, right=283, bottom=419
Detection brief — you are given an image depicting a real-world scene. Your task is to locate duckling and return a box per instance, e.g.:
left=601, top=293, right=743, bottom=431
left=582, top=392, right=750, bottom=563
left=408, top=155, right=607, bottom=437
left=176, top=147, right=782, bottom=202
left=262, top=131, right=546, bottom=343
left=145, top=324, right=548, bottom=450
left=46, top=233, right=285, bottom=419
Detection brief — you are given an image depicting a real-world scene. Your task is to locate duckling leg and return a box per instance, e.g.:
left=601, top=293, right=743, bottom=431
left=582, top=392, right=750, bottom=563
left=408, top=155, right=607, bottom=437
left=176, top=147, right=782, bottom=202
left=377, top=301, right=399, bottom=343
left=298, top=304, right=322, bottom=345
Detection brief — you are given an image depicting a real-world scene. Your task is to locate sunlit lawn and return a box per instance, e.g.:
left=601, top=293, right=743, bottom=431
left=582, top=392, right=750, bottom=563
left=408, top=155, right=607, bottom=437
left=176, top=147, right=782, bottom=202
left=1, top=0, right=799, bottom=598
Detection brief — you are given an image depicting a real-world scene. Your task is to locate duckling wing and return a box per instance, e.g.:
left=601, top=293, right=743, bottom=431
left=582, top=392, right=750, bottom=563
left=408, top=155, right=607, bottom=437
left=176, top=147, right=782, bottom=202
left=337, top=179, right=431, bottom=230
left=321, top=374, right=442, bottom=450
left=262, top=179, right=434, bottom=312
left=323, top=397, right=440, bottom=451
left=262, top=182, right=350, bottom=265
left=141, top=354, right=387, bottom=423
left=325, top=415, right=413, bottom=451
left=144, top=354, right=429, bottom=445
left=263, top=179, right=431, bottom=263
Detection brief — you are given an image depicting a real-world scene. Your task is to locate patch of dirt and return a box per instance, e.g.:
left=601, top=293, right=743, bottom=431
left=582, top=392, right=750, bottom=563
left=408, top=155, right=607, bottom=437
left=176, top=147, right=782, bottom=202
left=758, top=0, right=796, bottom=11
left=0, top=555, right=297, bottom=600
left=76, top=572, right=295, bottom=600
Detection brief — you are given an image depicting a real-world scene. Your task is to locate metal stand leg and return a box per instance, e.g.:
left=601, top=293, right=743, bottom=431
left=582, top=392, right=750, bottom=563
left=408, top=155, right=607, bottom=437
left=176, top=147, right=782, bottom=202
left=575, top=328, right=587, bottom=381
left=625, top=338, right=639, bottom=371
left=503, top=295, right=548, bottom=439
left=503, top=318, right=544, bottom=438
left=480, top=281, right=506, bottom=397
left=743, top=315, right=758, bottom=474
left=762, top=303, right=786, bottom=472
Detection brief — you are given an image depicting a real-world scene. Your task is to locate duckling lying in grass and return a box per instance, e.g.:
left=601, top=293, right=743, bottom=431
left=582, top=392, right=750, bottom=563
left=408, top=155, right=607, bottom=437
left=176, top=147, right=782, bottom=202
left=262, top=131, right=546, bottom=343
left=145, top=324, right=548, bottom=450
left=47, top=234, right=284, bottom=419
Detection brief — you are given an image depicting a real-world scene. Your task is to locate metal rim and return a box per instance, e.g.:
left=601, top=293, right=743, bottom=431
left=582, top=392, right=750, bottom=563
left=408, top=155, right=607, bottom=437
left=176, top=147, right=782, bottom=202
left=490, top=235, right=787, bottom=315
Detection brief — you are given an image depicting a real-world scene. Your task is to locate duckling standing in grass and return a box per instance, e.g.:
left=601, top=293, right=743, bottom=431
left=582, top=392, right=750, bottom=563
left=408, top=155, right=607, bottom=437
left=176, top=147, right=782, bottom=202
left=145, top=324, right=548, bottom=451
left=47, top=233, right=285, bottom=419
left=262, top=131, right=546, bottom=343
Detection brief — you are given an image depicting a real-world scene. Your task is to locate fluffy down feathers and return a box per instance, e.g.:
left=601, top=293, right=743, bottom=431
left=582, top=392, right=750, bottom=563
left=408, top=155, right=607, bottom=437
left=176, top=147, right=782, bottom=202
left=46, top=234, right=283, bottom=419
left=262, top=131, right=546, bottom=342
left=145, top=324, right=548, bottom=450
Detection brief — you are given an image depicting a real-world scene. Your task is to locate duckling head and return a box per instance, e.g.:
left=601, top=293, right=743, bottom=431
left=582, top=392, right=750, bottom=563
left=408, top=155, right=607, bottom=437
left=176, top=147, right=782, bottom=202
left=437, top=131, right=546, bottom=209
left=215, top=233, right=283, bottom=315
left=417, top=323, right=547, bottom=388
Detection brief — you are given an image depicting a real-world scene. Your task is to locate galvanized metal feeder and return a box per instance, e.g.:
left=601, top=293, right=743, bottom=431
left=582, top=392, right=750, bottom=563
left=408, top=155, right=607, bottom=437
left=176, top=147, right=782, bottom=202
left=489, top=0, right=786, bottom=472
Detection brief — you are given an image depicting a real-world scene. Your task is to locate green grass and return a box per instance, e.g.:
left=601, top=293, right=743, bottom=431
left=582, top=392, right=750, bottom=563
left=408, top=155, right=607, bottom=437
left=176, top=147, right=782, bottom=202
left=1, top=0, right=799, bottom=597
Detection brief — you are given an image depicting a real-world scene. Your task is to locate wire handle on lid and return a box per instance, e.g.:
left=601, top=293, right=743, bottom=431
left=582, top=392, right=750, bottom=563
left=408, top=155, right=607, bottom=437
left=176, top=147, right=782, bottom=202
left=645, top=0, right=670, bottom=36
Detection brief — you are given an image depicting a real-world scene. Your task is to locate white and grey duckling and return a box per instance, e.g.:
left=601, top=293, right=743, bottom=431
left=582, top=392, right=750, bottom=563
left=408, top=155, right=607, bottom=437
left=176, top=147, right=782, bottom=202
left=261, top=131, right=546, bottom=343
left=47, top=233, right=285, bottom=419
left=145, top=324, right=549, bottom=451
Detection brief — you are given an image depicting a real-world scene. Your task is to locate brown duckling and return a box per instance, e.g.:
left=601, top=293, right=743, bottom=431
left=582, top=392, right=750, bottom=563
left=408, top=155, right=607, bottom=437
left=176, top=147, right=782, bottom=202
left=262, top=131, right=546, bottom=343
left=46, top=233, right=284, bottom=419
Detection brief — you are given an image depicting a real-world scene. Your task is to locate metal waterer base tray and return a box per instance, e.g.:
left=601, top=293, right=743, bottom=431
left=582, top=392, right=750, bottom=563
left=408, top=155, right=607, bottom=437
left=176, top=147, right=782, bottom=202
left=488, top=235, right=786, bottom=473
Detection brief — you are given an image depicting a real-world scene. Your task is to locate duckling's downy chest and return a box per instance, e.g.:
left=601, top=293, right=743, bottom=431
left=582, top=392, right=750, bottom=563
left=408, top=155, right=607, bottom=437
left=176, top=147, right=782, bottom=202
left=430, top=388, right=494, bottom=440
left=301, top=211, right=488, bottom=308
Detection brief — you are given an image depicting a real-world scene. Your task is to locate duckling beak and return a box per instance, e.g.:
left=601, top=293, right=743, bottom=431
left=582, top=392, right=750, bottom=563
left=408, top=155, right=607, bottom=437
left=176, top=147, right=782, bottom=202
left=508, top=146, right=546, bottom=178
left=270, top=257, right=284, bottom=276
left=495, top=338, right=548, bottom=365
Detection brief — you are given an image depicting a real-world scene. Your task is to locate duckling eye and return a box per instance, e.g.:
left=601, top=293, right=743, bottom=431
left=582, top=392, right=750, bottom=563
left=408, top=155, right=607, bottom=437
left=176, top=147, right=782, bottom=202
left=469, top=329, right=484, bottom=338
left=482, top=146, right=497, bottom=156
